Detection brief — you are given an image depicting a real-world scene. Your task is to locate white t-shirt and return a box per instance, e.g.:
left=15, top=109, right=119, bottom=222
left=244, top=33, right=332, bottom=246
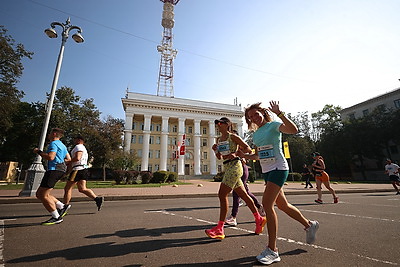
left=71, top=144, right=88, bottom=170
left=385, top=163, right=400, bottom=176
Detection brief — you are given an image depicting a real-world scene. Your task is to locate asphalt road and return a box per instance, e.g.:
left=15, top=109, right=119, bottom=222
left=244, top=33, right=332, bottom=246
left=1, top=192, right=399, bottom=266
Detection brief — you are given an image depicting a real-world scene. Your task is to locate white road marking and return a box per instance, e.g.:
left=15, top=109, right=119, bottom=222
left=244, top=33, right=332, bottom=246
left=299, top=209, right=400, bottom=223
left=146, top=209, right=399, bottom=265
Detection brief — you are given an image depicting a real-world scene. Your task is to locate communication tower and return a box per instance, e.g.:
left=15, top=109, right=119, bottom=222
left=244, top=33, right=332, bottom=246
left=157, top=0, right=179, bottom=97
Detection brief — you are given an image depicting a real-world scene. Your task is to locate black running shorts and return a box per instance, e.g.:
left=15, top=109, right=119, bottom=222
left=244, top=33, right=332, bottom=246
left=40, top=170, right=65, bottom=188
left=389, top=175, right=400, bottom=182
left=68, top=169, right=89, bottom=182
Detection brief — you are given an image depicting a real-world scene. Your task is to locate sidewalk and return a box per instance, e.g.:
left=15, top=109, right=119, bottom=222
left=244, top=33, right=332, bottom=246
left=0, top=180, right=395, bottom=204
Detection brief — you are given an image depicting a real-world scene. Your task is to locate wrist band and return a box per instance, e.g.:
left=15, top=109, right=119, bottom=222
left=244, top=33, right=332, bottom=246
left=37, top=150, right=43, bottom=155
left=278, top=112, right=285, bottom=118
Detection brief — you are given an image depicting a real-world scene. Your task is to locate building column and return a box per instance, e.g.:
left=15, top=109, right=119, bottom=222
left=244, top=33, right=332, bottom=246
left=193, top=119, right=202, bottom=175
left=141, top=114, right=152, bottom=171
left=160, top=116, right=169, bottom=171
left=208, top=120, right=217, bottom=175
left=236, top=121, right=244, bottom=138
left=124, top=113, right=133, bottom=153
left=177, top=118, right=185, bottom=175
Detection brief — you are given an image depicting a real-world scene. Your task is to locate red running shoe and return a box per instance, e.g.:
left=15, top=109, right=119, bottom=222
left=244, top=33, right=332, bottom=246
left=334, top=197, right=339, bottom=203
left=205, top=226, right=225, bottom=240
left=315, top=199, right=323, bottom=204
left=255, top=216, right=267, bottom=234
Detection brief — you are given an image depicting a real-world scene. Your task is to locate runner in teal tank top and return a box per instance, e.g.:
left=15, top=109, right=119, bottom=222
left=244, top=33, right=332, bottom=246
left=241, top=101, right=320, bottom=265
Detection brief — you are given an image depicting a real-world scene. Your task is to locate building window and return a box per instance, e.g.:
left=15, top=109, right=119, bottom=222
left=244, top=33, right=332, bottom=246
left=132, top=122, right=137, bottom=130
left=218, top=165, right=222, bottom=173
left=168, top=137, right=177, bottom=145
left=202, top=138, right=207, bottom=146
left=362, top=109, right=369, bottom=117
left=172, top=164, right=177, bottom=172
left=156, top=136, right=161, bottom=144
left=137, top=149, right=142, bottom=157
left=156, top=124, right=161, bottom=131
left=131, top=135, right=136, bottom=143
left=155, top=150, right=161, bottom=158
left=216, top=127, right=221, bottom=136
left=149, top=136, right=154, bottom=144
left=154, top=164, right=160, bottom=171
left=136, top=164, right=141, bottom=171
left=150, top=124, right=154, bottom=131
left=138, top=135, right=143, bottom=144
left=348, top=113, right=355, bottom=120
left=203, top=165, right=208, bottom=172
left=185, top=153, right=192, bottom=160
left=187, top=137, right=191, bottom=146
left=149, top=150, right=153, bottom=158
left=377, top=104, right=386, bottom=111
left=187, top=126, right=193, bottom=134
left=203, top=127, right=207, bottom=135
left=172, top=125, right=177, bottom=132
left=141, top=123, right=144, bottom=130
left=148, top=164, right=152, bottom=172
left=394, top=99, right=400, bottom=109
left=203, top=151, right=208, bottom=159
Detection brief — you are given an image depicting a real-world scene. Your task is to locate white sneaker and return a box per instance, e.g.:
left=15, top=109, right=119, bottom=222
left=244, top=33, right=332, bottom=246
left=225, top=215, right=237, bottom=226
left=305, top=220, right=319, bottom=244
left=238, top=200, right=244, bottom=207
left=256, top=247, right=281, bottom=265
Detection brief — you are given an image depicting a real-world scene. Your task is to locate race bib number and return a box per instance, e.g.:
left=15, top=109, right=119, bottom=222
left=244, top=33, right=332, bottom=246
left=218, top=141, right=230, bottom=156
left=258, top=145, right=276, bottom=165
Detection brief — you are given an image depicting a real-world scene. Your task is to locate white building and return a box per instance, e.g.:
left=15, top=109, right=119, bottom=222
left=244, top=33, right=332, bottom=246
left=340, top=87, right=400, bottom=120
left=122, top=92, right=244, bottom=176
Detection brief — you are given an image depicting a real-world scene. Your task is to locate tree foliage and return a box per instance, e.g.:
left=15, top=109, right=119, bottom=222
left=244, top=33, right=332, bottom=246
left=0, top=86, right=134, bottom=174
left=0, top=26, right=33, bottom=141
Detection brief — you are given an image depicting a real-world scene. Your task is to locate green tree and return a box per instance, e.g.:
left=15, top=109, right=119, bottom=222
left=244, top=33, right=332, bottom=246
left=0, top=101, right=44, bottom=167
left=107, top=150, right=140, bottom=171
left=0, top=26, right=33, bottom=141
left=90, top=116, right=124, bottom=180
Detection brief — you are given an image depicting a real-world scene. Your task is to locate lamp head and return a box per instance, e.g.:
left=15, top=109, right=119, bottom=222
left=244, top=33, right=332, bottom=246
left=44, top=28, right=57, bottom=38
left=72, top=32, right=84, bottom=43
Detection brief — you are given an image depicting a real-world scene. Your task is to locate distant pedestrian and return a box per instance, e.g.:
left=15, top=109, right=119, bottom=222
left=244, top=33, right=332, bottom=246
left=225, top=130, right=265, bottom=227
left=242, top=101, right=319, bottom=265
left=312, top=152, right=338, bottom=204
left=205, top=117, right=266, bottom=240
left=384, top=159, right=400, bottom=195
left=34, top=128, right=71, bottom=225
left=302, top=163, right=313, bottom=189
left=62, top=135, right=104, bottom=216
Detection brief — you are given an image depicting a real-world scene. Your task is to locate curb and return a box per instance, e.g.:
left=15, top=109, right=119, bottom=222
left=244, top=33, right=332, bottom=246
left=0, top=188, right=394, bottom=204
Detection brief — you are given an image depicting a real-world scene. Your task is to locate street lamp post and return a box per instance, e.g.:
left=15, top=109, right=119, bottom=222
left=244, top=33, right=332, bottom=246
left=19, top=18, right=84, bottom=197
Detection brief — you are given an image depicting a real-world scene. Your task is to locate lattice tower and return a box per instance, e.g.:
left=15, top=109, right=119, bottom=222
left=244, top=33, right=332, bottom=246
left=157, top=0, right=179, bottom=97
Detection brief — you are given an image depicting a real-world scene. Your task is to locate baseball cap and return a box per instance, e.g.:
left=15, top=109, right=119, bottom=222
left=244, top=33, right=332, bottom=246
left=214, top=117, right=231, bottom=124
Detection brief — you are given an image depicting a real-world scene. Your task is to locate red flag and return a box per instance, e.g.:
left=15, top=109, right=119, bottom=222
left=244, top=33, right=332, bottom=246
left=180, top=134, right=186, bottom=155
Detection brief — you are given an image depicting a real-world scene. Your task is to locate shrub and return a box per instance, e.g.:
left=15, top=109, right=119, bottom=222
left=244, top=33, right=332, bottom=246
left=152, top=171, right=169, bottom=183
left=140, top=171, right=153, bottom=184
left=167, top=172, right=178, bottom=183
left=126, top=170, right=140, bottom=184
left=213, top=172, right=224, bottom=182
left=113, top=170, right=127, bottom=185
left=289, top=172, right=302, bottom=181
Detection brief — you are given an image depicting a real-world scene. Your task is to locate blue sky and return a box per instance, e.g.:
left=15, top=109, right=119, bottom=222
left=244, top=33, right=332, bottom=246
left=2, top=0, right=400, bottom=120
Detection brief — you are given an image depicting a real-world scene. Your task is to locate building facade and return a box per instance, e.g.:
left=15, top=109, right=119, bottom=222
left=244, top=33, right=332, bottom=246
left=340, top=87, right=400, bottom=120
left=122, top=92, right=244, bottom=176
left=340, top=87, right=400, bottom=180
